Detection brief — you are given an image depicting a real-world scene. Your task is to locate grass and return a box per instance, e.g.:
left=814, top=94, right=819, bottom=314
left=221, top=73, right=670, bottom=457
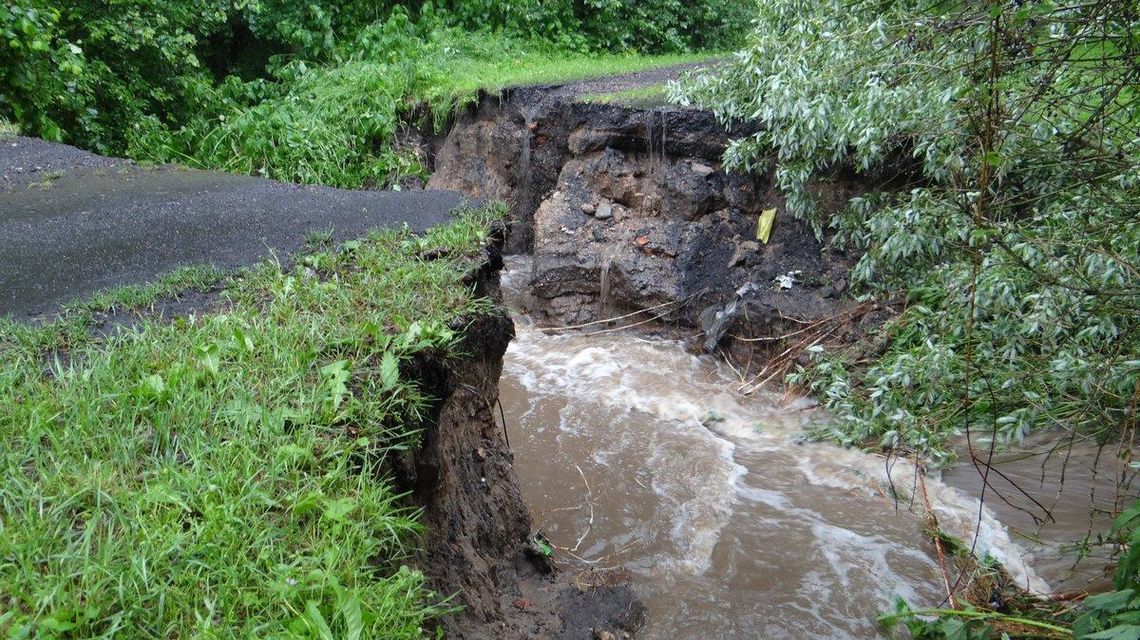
left=422, top=46, right=715, bottom=130
left=0, top=205, right=504, bottom=638
left=0, top=266, right=228, bottom=363
left=438, top=51, right=713, bottom=100
left=130, top=23, right=720, bottom=189
left=28, top=170, right=67, bottom=190
left=0, top=119, right=17, bottom=139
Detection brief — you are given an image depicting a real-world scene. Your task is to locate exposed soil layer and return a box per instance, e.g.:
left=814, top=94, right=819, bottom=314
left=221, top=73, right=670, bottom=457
left=429, top=71, right=881, bottom=366
left=402, top=252, right=643, bottom=639
left=429, top=66, right=745, bottom=255
left=0, top=136, right=468, bottom=319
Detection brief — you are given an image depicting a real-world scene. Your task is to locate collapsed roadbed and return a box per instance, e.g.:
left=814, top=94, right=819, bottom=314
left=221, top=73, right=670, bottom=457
left=0, top=139, right=642, bottom=638
left=427, top=74, right=886, bottom=379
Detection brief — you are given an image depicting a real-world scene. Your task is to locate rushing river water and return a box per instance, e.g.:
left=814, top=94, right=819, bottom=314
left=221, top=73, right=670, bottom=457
left=498, top=258, right=1121, bottom=639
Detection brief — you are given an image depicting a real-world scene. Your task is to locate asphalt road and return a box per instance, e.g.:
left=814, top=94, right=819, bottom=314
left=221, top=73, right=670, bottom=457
left=0, top=137, right=468, bottom=319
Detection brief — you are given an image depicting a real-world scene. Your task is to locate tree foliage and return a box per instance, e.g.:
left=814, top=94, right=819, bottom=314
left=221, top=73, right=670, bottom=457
left=1, top=0, right=750, bottom=157
left=675, top=0, right=1140, bottom=464
left=2, top=1, right=233, bottom=152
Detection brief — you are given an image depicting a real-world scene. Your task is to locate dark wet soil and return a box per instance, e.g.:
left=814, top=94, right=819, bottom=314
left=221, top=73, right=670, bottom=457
left=1, top=137, right=468, bottom=319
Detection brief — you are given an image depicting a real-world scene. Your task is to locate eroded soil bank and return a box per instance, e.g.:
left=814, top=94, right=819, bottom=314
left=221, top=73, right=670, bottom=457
left=428, top=74, right=879, bottom=368
left=401, top=251, right=645, bottom=639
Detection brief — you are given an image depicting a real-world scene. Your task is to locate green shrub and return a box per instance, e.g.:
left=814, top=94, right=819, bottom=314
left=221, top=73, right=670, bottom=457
left=676, top=0, right=1140, bottom=463
left=1, top=1, right=243, bottom=153
left=0, top=118, right=18, bottom=138
left=430, top=0, right=751, bottom=52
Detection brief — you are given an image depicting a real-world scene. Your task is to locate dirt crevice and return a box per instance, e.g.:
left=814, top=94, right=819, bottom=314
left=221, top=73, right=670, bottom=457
left=403, top=244, right=643, bottom=639
left=429, top=83, right=872, bottom=366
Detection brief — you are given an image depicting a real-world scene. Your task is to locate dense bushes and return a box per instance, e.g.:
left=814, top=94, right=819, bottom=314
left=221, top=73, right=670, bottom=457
left=675, top=0, right=1140, bottom=465
left=2, top=1, right=228, bottom=153
left=434, top=0, right=751, bottom=53
left=129, top=10, right=441, bottom=187
left=1, top=0, right=750, bottom=162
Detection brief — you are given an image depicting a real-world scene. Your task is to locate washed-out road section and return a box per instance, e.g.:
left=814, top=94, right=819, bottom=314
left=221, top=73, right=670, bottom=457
left=1, top=136, right=467, bottom=319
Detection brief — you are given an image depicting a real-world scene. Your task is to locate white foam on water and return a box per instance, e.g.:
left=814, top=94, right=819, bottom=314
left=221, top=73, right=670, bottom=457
left=795, top=446, right=1051, bottom=595
left=930, top=480, right=1052, bottom=595
left=508, top=327, right=747, bottom=575
left=735, top=482, right=794, bottom=510
left=499, top=261, right=1053, bottom=637
left=811, top=520, right=934, bottom=604
left=657, top=447, right=747, bottom=575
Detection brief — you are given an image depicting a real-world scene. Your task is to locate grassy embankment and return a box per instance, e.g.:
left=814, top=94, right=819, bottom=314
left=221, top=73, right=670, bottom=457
left=131, top=24, right=716, bottom=189
left=0, top=206, right=503, bottom=637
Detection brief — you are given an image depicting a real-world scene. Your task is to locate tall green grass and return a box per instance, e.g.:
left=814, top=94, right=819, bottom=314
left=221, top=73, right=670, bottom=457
left=0, top=206, right=503, bottom=637
left=129, top=15, right=717, bottom=189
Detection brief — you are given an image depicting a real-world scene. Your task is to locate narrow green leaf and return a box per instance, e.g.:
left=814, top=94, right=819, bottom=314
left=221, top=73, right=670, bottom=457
left=304, top=601, right=335, bottom=640
left=380, top=352, right=399, bottom=391
left=340, top=592, right=363, bottom=640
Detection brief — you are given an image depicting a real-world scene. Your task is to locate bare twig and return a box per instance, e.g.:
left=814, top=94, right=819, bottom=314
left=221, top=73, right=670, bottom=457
left=919, top=466, right=960, bottom=610
left=571, top=464, right=595, bottom=552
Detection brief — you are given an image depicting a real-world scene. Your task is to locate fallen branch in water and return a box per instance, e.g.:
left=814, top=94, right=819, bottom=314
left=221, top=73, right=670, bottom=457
left=919, top=467, right=959, bottom=610
left=731, top=302, right=874, bottom=395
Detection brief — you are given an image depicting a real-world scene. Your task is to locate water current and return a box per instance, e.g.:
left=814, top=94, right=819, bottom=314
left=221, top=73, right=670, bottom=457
left=498, top=257, right=1121, bottom=639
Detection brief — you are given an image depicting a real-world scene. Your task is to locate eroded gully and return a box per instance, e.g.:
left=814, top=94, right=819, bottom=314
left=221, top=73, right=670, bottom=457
left=497, top=256, right=1124, bottom=639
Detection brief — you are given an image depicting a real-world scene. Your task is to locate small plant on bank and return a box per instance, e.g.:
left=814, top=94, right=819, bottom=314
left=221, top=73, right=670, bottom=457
left=0, top=118, right=17, bottom=139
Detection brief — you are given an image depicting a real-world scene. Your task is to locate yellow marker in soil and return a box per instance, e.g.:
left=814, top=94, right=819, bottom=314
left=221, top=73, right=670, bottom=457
left=757, top=208, right=777, bottom=244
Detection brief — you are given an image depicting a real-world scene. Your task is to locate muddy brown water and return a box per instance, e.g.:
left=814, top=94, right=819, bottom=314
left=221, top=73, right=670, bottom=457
left=498, top=257, right=1129, bottom=639
left=941, top=432, right=1134, bottom=593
